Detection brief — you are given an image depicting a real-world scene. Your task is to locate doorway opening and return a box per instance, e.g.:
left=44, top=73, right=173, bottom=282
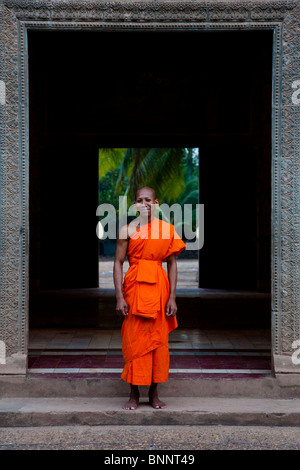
left=98, top=147, right=200, bottom=289
left=28, top=29, right=272, bottom=378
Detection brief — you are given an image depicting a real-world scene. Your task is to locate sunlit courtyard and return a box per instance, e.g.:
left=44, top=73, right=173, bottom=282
left=99, top=258, right=199, bottom=289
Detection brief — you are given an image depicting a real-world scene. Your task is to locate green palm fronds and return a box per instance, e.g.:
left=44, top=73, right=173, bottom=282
left=98, top=148, right=126, bottom=178
left=98, top=148, right=199, bottom=218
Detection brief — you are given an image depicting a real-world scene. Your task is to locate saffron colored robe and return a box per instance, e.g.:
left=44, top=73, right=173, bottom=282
left=121, top=217, right=186, bottom=385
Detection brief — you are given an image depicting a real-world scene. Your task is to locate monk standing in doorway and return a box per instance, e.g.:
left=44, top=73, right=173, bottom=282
left=113, top=187, right=186, bottom=410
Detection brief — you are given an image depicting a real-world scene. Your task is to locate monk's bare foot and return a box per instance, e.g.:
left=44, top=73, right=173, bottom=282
left=149, top=395, right=167, bottom=409
left=123, top=385, right=139, bottom=410
left=122, top=396, right=139, bottom=410
left=148, top=383, right=166, bottom=409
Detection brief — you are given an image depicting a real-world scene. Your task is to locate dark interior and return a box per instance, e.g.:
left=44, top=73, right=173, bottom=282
left=28, top=29, right=272, bottom=328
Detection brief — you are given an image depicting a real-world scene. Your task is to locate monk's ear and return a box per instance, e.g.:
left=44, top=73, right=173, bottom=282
left=154, top=199, right=159, bottom=205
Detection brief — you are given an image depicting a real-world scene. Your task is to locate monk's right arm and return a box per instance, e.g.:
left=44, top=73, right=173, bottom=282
left=113, top=226, right=129, bottom=316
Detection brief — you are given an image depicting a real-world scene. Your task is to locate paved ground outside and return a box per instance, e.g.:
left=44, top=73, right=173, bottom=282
left=99, top=259, right=199, bottom=288
left=0, top=424, right=300, bottom=450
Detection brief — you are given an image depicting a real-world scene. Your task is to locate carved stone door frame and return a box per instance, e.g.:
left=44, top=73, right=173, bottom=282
left=0, top=0, right=300, bottom=376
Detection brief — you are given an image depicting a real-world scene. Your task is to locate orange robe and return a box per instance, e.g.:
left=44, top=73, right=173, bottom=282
left=121, top=216, right=186, bottom=385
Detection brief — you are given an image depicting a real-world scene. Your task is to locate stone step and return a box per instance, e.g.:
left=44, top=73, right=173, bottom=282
left=1, top=374, right=300, bottom=399
left=1, top=397, right=300, bottom=427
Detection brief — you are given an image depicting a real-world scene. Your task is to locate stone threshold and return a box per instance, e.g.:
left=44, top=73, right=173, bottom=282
left=1, top=374, right=300, bottom=399
left=1, top=397, right=300, bottom=427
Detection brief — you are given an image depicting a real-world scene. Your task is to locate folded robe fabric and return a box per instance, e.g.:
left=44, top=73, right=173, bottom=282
left=121, top=216, right=186, bottom=385
left=135, top=259, right=160, bottom=319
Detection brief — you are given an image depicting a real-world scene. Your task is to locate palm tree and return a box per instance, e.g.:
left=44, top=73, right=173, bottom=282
left=98, top=147, right=199, bottom=237
left=98, top=147, right=188, bottom=204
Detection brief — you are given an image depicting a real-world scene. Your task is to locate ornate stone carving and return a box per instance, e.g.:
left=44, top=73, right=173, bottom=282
left=280, top=3, right=300, bottom=357
left=0, top=0, right=299, bottom=374
left=4, top=0, right=297, bottom=23
left=0, top=3, right=22, bottom=360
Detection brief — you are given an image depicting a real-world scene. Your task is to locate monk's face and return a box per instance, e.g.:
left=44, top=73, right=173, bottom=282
left=135, top=188, right=158, bottom=221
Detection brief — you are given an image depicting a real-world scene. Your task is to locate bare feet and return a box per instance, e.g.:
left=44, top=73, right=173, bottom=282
left=123, top=385, right=139, bottom=410
left=122, top=396, right=139, bottom=410
left=148, top=382, right=167, bottom=409
left=149, top=395, right=167, bottom=409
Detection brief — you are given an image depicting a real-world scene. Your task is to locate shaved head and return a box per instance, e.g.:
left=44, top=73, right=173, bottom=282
left=135, top=186, right=156, bottom=201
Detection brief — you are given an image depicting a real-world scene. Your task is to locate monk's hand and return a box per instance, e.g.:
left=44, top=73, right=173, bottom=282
left=166, top=297, right=177, bottom=317
left=116, top=297, right=129, bottom=317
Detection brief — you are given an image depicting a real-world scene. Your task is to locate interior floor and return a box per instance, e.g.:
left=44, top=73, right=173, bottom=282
left=28, top=327, right=272, bottom=379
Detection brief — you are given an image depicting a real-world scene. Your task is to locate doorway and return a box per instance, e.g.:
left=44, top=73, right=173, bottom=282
left=98, top=147, right=200, bottom=289
left=28, top=29, right=272, bottom=377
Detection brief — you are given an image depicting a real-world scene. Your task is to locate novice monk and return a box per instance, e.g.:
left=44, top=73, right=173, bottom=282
left=113, top=187, right=186, bottom=410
